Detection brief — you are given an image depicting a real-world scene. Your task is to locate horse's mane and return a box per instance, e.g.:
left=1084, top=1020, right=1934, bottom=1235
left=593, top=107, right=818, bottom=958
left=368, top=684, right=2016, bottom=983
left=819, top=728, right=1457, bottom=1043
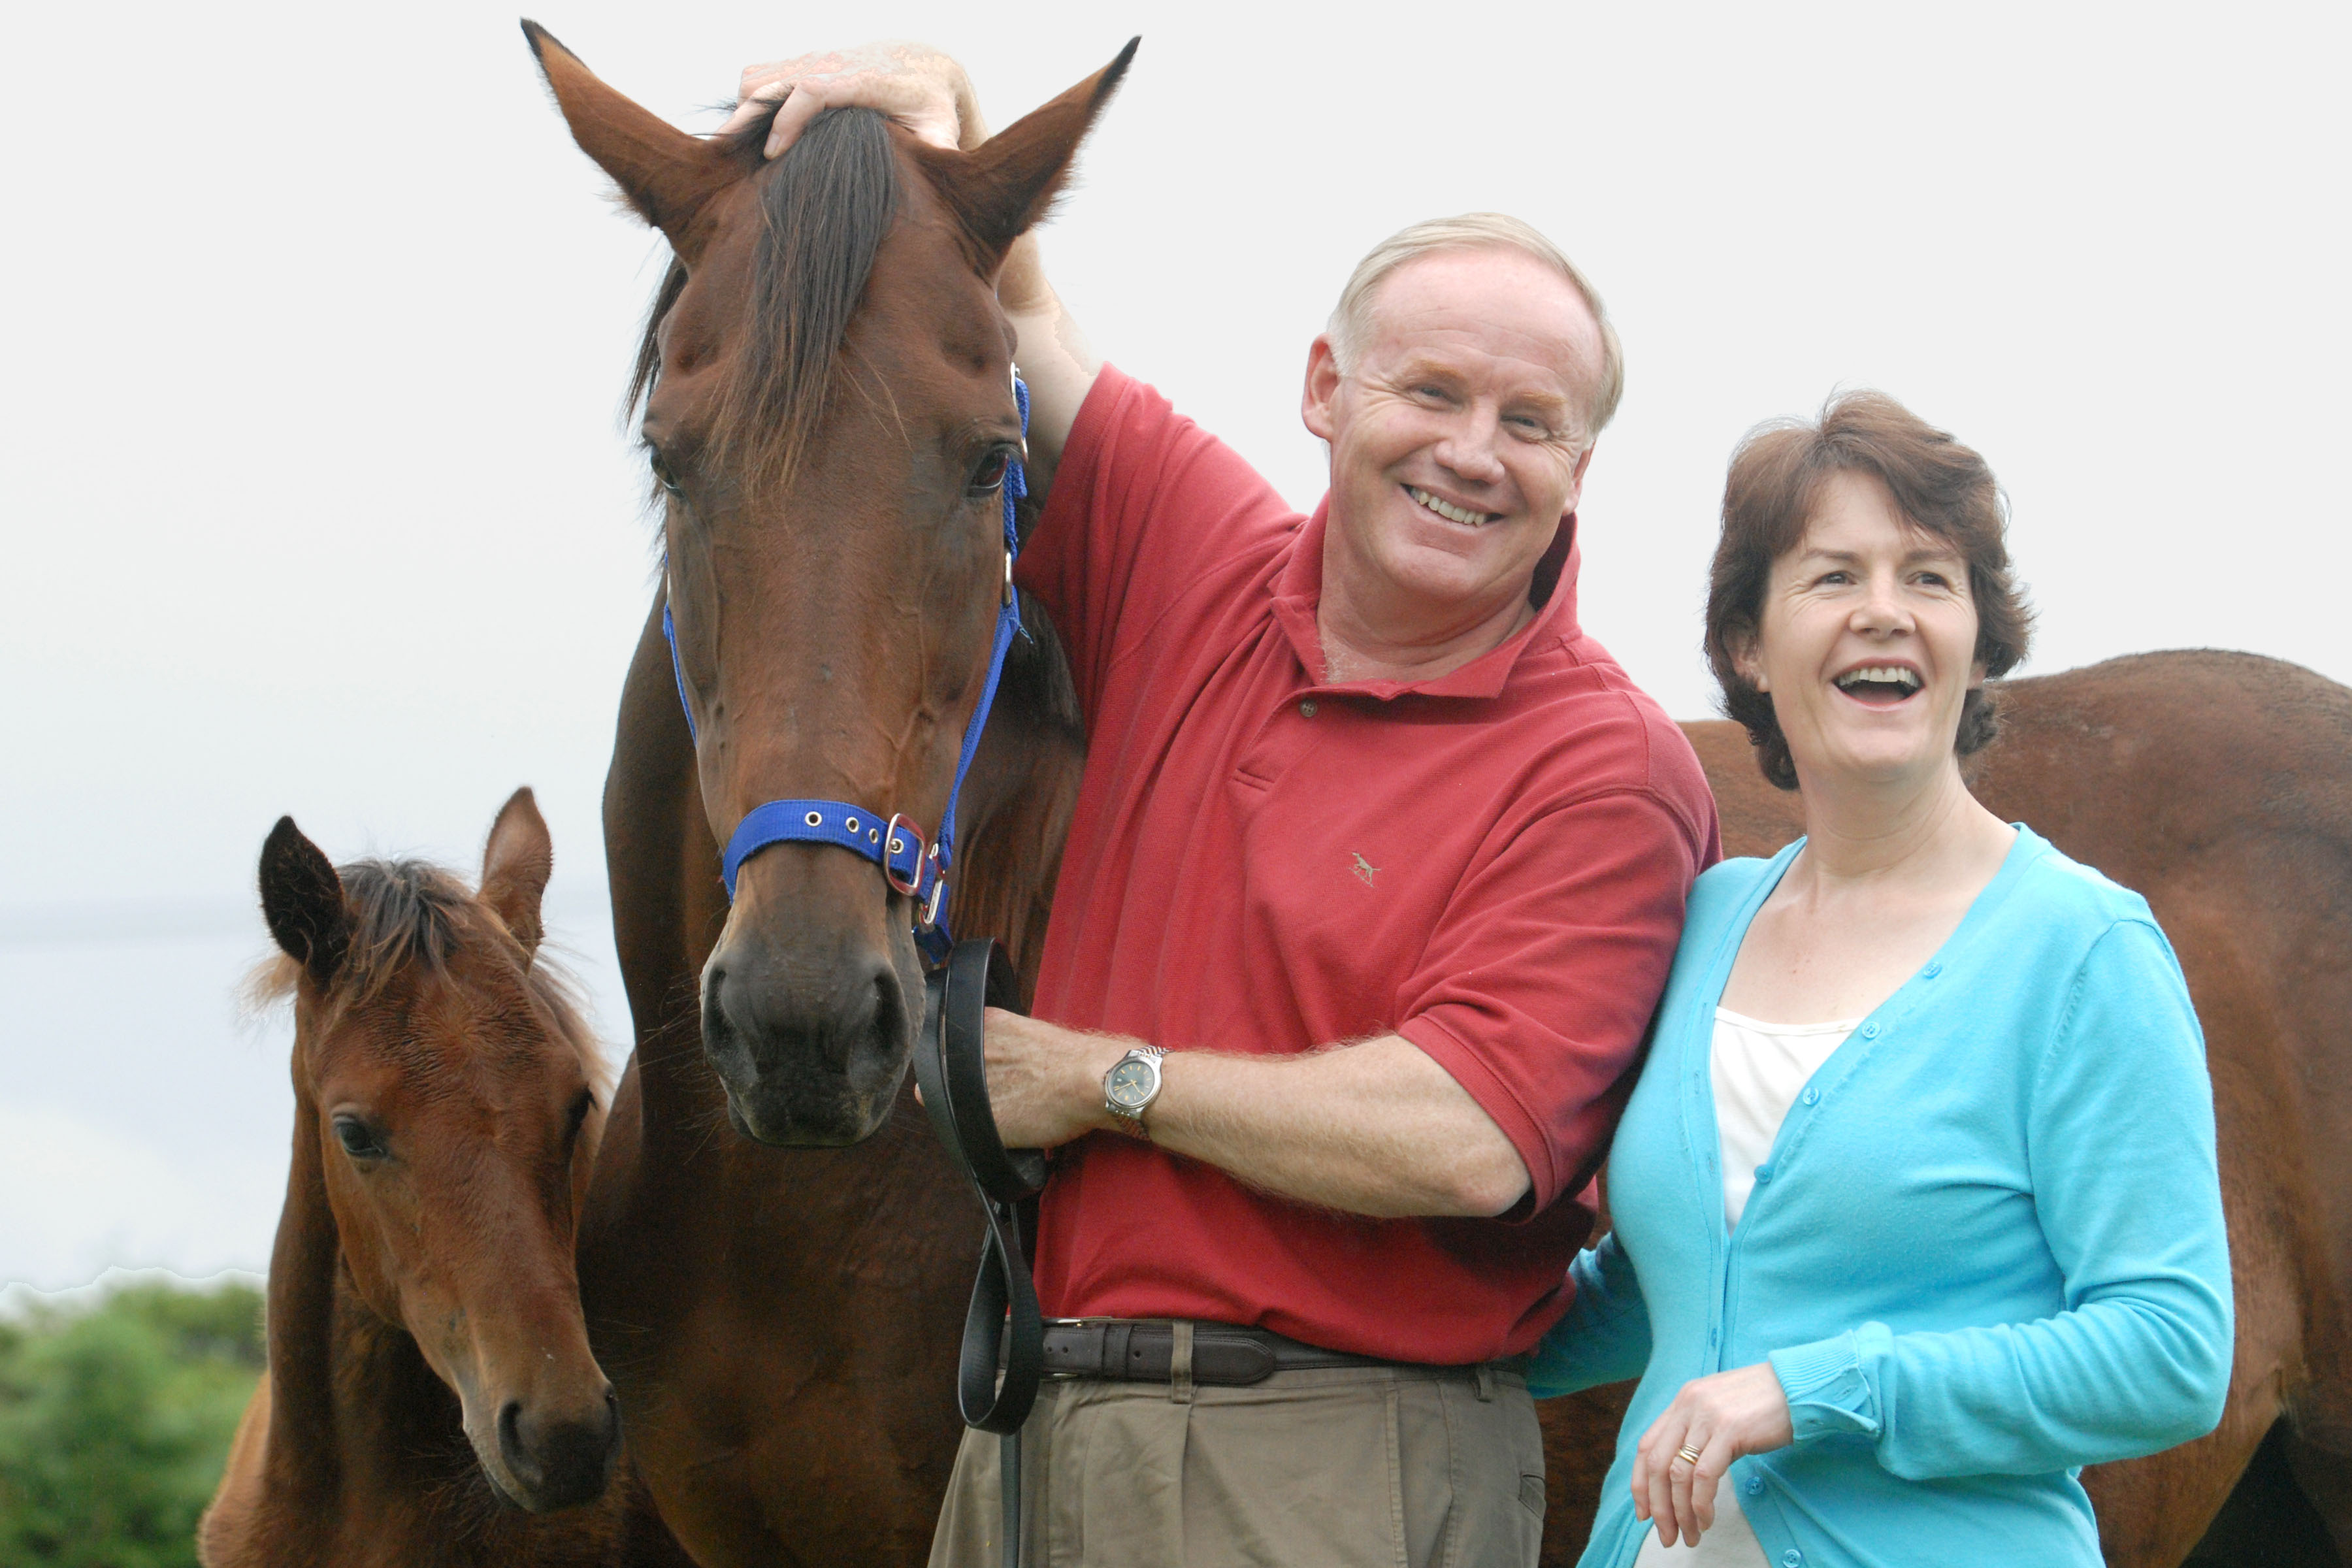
left=629, top=105, right=899, bottom=497
left=247, top=860, right=611, bottom=1099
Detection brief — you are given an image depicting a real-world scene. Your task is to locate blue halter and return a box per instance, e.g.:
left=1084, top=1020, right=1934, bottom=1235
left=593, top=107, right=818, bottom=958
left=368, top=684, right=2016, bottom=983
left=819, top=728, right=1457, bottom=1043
left=662, top=377, right=1030, bottom=965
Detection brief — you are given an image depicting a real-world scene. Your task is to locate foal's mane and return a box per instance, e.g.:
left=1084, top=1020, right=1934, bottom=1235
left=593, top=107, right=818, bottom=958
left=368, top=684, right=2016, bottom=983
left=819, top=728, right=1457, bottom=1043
left=629, top=105, right=900, bottom=496
left=249, top=860, right=610, bottom=1097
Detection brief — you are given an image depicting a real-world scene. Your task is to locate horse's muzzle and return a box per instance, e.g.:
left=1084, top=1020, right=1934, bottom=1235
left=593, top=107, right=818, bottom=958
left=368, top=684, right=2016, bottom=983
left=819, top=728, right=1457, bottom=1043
left=700, top=918, right=916, bottom=1146
left=494, top=1384, right=621, bottom=1513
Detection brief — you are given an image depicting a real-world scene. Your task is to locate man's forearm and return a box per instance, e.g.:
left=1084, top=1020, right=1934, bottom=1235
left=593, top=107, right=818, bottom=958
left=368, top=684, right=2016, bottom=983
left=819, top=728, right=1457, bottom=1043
left=982, top=1012, right=1532, bottom=1219
left=997, top=233, right=1100, bottom=493
left=1149, top=1035, right=1532, bottom=1218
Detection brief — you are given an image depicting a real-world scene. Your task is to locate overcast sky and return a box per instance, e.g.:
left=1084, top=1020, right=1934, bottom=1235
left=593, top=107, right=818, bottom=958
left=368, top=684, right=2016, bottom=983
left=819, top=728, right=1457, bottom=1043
left=3, top=1, right=2345, bottom=1290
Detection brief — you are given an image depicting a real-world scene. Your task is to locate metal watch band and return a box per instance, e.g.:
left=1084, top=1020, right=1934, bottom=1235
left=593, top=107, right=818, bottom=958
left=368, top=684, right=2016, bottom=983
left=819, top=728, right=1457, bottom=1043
left=1105, top=1045, right=1168, bottom=1139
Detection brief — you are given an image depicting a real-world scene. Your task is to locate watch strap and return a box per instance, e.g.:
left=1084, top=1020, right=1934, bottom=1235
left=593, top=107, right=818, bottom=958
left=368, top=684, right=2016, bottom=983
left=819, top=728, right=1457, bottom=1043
left=1105, top=1045, right=1168, bottom=1139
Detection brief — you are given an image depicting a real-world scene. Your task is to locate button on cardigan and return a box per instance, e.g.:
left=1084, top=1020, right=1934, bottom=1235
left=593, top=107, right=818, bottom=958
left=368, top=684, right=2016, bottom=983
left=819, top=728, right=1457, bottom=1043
left=1528, top=826, right=2232, bottom=1568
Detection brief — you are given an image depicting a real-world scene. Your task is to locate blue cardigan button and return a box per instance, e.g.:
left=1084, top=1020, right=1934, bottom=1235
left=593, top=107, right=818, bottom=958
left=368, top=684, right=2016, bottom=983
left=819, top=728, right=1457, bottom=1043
left=1861, top=1021, right=1881, bottom=1039
left=1744, top=1473, right=1765, bottom=1495
left=1800, top=1086, right=1820, bottom=1106
left=1754, top=1164, right=1774, bottom=1184
left=1781, top=1552, right=1803, bottom=1567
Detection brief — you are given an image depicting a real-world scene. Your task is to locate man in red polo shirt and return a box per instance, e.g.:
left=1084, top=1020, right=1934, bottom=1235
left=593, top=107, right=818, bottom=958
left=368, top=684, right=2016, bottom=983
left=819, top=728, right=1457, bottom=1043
left=735, top=48, right=1720, bottom=1567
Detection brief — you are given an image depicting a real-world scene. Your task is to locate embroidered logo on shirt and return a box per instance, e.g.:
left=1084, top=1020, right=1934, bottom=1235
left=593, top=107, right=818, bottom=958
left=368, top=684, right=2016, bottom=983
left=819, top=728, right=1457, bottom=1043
left=1351, top=852, right=1379, bottom=887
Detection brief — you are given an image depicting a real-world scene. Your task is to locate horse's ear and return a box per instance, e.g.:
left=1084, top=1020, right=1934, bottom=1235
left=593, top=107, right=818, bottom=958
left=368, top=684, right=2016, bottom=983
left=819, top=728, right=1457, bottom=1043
left=913, top=39, right=1139, bottom=272
left=481, top=787, right=555, bottom=958
left=523, top=20, right=736, bottom=264
left=260, top=817, right=348, bottom=984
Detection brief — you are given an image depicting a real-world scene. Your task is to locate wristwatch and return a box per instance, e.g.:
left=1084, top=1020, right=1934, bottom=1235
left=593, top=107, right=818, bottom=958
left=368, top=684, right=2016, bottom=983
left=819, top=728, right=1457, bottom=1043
left=1102, top=1045, right=1168, bottom=1138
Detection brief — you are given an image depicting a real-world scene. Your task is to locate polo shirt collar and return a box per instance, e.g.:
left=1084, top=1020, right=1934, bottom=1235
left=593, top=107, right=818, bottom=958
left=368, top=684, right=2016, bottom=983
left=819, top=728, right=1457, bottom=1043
left=1268, top=496, right=1584, bottom=701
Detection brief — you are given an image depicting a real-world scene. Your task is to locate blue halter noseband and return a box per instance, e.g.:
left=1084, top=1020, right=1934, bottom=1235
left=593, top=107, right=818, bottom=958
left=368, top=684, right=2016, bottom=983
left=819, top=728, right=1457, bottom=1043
left=661, top=376, right=1031, bottom=965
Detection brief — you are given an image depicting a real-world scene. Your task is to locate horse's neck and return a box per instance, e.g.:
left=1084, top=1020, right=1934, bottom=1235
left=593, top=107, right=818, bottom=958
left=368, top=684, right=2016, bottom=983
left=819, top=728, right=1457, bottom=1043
left=256, top=1103, right=481, bottom=1543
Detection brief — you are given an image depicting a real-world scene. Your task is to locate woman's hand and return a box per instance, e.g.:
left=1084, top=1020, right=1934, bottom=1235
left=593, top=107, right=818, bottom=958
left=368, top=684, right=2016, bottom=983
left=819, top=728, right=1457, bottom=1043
left=714, top=42, right=985, bottom=160
left=1631, top=1362, right=1794, bottom=1547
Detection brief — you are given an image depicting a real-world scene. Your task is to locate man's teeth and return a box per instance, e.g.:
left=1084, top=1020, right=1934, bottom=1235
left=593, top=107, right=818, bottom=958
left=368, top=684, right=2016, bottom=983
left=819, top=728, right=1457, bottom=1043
left=1408, top=486, right=1490, bottom=527
left=1835, top=666, right=1922, bottom=691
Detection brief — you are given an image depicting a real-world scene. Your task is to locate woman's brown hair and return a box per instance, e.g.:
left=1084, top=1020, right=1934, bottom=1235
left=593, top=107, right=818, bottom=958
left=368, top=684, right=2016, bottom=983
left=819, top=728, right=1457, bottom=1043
left=1706, top=391, right=2034, bottom=790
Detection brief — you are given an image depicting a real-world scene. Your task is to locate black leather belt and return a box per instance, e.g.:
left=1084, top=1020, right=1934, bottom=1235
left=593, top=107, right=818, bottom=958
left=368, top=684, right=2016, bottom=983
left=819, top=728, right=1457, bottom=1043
left=1036, top=1320, right=1396, bottom=1384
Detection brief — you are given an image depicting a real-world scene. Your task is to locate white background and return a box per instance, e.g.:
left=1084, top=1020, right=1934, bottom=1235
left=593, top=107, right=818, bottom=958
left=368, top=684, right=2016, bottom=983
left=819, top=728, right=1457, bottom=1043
left=3, top=0, right=2344, bottom=1290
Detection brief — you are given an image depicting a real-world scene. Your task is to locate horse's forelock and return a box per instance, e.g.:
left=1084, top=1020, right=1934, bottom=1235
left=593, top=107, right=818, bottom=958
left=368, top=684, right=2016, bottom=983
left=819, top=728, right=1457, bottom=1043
left=244, top=858, right=611, bottom=1096
left=332, top=860, right=470, bottom=1004
left=630, top=106, right=900, bottom=500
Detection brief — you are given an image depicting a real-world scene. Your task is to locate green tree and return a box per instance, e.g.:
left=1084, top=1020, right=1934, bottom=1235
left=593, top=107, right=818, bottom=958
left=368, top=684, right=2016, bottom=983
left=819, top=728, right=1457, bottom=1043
left=0, top=1281, right=264, bottom=1567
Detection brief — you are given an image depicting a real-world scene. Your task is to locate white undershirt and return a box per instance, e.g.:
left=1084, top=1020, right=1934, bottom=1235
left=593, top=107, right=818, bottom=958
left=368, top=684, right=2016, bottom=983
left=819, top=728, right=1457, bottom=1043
left=1629, top=1009, right=1859, bottom=1567
left=1712, top=1008, right=1858, bottom=1231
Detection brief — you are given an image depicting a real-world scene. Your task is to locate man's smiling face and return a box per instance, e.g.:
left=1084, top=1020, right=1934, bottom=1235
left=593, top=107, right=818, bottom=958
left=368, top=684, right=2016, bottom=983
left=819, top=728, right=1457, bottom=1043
left=1303, top=246, right=1605, bottom=638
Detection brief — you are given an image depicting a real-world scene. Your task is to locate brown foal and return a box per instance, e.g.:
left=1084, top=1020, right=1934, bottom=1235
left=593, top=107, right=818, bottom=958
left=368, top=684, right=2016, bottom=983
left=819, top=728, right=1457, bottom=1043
left=200, top=789, right=643, bottom=1567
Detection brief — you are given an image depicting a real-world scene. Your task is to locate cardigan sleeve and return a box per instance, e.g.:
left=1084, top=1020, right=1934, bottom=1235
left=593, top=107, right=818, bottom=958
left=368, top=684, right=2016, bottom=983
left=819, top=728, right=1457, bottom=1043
left=1768, top=919, right=2234, bottom=1477
left=1526, top=1230, right=1654, bottom=1398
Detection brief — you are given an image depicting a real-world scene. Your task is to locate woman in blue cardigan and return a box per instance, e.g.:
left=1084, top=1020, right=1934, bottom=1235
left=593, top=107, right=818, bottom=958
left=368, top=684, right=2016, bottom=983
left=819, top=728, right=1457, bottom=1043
left=1529, top=393, right=2232, bottom=1567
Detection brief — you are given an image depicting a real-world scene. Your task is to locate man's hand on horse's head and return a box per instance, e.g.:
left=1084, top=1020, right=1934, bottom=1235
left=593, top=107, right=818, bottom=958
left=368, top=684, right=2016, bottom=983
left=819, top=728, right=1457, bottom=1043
left=717, top=42, right=982, bottom=160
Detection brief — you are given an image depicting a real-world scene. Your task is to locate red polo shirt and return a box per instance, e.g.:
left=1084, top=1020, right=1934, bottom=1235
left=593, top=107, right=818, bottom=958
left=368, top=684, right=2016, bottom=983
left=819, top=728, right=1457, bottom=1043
left=1016, top=367, right=1720, bottom=1364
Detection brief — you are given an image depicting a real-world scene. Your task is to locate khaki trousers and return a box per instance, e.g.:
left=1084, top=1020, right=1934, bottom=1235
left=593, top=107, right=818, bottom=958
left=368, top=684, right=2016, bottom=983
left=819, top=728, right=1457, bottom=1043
left=928, top=1360, right=1546, bottom=1568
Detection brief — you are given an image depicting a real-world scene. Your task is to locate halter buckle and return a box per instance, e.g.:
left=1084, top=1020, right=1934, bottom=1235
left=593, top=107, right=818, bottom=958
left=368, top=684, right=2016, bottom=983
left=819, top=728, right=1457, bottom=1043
left=883, top=813, right=926, bottom=898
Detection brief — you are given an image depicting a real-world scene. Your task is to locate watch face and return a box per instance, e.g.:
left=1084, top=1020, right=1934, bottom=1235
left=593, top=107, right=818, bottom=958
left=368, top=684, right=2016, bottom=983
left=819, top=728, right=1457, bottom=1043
left=1106, top=1059, right=1156, bottom=1109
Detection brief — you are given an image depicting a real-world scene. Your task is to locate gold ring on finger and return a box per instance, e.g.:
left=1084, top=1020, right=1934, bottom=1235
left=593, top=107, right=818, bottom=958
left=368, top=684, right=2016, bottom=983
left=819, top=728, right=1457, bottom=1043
left=1674, top=1444, right=1703, bottom=1467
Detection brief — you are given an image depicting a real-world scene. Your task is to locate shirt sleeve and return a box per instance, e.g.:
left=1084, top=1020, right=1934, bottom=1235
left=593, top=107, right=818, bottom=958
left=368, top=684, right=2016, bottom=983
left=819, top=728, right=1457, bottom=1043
left=1396, top=787, right=1705, bottom=1213
left=1767, top=919, right=2234, bottom=1477
left=1526, top=1230, right=1655, bottom=1397
left=1014, top=365, right=1294, bottom=727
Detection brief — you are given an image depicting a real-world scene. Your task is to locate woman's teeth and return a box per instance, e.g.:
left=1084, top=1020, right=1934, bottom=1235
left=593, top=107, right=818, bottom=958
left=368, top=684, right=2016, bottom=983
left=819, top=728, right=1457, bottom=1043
left=1407, top=486, right=1492, bottom=527
left=1833, top=666, right=1923, bottom=700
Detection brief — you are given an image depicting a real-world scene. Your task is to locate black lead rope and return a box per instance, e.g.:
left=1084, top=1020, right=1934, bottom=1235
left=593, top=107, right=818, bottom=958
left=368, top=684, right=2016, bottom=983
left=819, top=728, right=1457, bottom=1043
left=914, top=938, right=1047, bottom=1568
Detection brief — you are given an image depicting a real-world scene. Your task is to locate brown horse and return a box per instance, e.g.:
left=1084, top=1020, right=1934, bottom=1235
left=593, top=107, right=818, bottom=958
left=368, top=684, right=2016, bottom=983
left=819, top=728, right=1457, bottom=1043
left=526, top=23, right=1102, bottom=1565
left=201, top=789, right=642, bottom=1567
left=532, top=30, right=2352, bottom=1568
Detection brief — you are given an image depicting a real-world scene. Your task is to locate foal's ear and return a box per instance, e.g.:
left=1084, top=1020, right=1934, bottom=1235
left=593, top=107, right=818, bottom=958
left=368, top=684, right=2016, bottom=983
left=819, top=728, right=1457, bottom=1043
left=260, top=817, right=349, bottom=984
left=913, top=39, right=1139, bottom=273
left=523, top=20, right=737, bottom=264
left=480, top=787, right=555, bottom=958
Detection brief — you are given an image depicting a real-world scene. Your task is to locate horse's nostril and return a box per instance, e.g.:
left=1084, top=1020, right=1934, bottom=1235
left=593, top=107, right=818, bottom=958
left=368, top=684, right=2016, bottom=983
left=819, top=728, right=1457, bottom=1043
left=495, top=1390, right=621, bottom=1511
left=871, top=970, right=903, bottom=1058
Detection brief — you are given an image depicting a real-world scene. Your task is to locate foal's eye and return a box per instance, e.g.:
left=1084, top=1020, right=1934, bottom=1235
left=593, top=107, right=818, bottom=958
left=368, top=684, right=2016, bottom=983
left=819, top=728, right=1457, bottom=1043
left=967, top=448, right=1011, bottom=497
left=563, top=1088, right=596, bottom=1150
left=332, top=1115, right=389, bottom=1162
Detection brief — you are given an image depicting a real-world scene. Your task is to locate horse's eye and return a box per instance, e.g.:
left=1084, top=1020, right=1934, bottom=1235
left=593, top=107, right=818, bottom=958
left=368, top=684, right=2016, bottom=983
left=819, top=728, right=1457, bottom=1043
left=333, top=1115, right=388, bottom=1162
left=967, top=448, right=1010, bottom=497
left=648, top=449, right=687, bottom=498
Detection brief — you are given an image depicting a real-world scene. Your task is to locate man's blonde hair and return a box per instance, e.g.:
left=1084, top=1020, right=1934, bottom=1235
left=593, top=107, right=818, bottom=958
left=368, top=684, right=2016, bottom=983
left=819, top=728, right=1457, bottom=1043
left=1326, top=213, right=1625, bottom=443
